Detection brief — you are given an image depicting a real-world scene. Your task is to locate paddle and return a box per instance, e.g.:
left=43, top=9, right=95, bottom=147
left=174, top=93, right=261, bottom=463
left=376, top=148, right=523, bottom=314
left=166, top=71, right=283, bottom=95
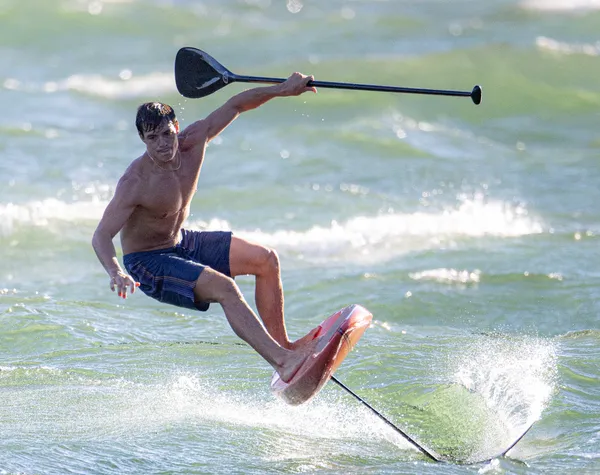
left=174, top=47, right=482, bottom=105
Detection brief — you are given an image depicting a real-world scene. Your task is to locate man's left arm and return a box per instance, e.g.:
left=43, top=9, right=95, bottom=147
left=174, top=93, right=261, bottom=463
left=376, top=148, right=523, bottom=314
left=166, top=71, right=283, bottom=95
left=183, top=72, right=317, bottom=145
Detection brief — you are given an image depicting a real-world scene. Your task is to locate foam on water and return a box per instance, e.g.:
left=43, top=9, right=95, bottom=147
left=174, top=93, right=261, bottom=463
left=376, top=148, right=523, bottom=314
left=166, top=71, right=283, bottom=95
left=409, top=268, right=482, bottom=285
left=0, top=368, right=417, bottom=458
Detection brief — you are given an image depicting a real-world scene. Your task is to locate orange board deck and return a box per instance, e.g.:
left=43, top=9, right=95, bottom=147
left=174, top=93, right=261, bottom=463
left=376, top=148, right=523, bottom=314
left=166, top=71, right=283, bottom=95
left=270, top=304, right=372, bottom=406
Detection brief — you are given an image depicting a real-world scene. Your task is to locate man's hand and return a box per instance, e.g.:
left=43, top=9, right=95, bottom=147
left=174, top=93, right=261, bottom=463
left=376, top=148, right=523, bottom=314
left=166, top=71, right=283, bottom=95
left=278, top=72, right=317, bottom=97
left=109, top=270, right=140, bottom=300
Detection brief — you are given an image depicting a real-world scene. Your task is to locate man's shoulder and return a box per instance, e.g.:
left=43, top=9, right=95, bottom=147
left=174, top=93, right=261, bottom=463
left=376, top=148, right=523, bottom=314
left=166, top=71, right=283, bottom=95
left=117, top=158, right=146, bottom=190
left=180, top=118, right=207, bottom=135
left=179, top=119, right=209, bottom=147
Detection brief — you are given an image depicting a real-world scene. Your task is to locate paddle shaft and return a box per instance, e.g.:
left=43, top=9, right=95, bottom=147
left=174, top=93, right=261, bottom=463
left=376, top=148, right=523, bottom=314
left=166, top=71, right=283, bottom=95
left=232, top=74, right=476, bottom=100
left=331, top=376, right=440, bottom=462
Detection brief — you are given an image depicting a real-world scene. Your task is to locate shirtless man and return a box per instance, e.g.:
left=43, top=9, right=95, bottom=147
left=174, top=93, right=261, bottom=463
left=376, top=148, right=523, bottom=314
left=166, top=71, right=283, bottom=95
left=92, top=72, right=321, bottom=382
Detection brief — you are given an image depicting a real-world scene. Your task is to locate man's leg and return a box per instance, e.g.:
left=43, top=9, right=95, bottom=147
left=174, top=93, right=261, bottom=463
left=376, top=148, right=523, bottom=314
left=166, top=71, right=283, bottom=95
left=228, top=236, right=288, bottom=346
left=228, top=236, right=318, bottom=349
left=193, top=266, right=315, bottom=382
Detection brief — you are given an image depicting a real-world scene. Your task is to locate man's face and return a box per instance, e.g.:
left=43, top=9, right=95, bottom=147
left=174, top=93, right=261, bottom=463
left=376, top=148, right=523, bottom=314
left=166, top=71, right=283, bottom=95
left=141, top=120, right=179, bottom=162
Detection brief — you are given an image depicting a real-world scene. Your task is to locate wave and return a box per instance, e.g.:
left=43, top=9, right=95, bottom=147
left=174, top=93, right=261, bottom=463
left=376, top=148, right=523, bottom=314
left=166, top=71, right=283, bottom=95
left=521, top=0, right=600, bottom=12
left=60, top=71, right=175, bottom=99
left=0, top=197, right=543, bottom=262
left=536, top=36, right=600, bottom=57
left=217, top=199, right=543, bottom=261
left=0, top=198, right=107, bottom=236
left=3, top=71, right=175, bottom=100
left=409, top=269, right=570, bottom=285
left=559, top=329, right=600, bottom=340
left=409, top=268, right=482, bottom=284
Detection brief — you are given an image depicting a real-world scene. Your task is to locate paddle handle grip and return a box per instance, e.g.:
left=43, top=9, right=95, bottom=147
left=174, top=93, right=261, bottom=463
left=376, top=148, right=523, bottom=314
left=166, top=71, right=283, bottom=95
left=232, top=75, right=481, bottom=105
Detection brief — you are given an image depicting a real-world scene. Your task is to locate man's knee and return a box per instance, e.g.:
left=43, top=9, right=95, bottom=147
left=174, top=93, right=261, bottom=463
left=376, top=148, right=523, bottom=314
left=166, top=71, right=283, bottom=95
left=194, top=268, right=241, bottom=304
left=259, top=248, right=280, bottom=276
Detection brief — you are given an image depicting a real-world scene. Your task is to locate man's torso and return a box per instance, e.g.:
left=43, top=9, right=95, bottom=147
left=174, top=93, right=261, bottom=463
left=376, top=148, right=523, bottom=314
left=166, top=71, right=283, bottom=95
left=120, top=137, right=205, bottom=254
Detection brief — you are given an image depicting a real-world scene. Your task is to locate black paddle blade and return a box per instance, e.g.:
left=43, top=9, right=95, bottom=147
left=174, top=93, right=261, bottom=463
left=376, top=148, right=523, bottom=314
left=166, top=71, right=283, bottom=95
left=175, top=47, right=234, bottom=99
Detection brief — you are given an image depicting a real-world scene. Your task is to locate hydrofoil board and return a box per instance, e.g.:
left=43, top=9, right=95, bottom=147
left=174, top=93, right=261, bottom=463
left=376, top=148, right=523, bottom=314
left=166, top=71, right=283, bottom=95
left=270, top=304, right=372, bottom=406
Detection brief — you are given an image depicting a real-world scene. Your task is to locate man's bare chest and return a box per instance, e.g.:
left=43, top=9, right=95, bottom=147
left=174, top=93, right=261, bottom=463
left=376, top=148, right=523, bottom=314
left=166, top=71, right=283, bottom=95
left=139, top=173, right=198, bottom=217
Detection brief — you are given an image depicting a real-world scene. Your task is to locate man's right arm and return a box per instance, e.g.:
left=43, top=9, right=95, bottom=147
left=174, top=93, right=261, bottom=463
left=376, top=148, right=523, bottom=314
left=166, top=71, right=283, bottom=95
left=92, top=176, right=139, bottom=299
left=180, top=72, right=316, bottom=149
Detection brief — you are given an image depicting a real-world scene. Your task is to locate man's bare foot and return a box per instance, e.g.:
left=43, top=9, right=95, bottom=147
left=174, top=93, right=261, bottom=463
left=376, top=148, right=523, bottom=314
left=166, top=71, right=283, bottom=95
left=289, top=327, right=320, bottom=350
left=276, top=318, right=345, bottom=382
left=277, top=337, right=321, bottom=383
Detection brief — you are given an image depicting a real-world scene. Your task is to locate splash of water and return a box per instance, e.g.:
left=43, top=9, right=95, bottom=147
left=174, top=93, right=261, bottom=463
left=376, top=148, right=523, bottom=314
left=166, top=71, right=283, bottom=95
left=445, top=334, right=559, bottom=462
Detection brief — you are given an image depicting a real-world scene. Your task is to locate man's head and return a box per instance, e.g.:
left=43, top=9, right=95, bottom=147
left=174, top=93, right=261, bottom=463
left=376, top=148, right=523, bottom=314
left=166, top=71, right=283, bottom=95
left=136, top=102, right=180, bottom=163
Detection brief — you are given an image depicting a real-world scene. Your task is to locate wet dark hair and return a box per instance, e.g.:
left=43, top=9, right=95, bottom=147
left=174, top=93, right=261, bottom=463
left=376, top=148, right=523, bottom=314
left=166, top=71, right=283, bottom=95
left=135, top=102, right=177, bottom=137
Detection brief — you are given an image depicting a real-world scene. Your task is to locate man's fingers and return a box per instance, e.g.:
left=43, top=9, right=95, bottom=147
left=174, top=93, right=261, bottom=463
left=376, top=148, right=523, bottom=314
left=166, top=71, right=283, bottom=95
left=116, top=282, right=125, bottom=299
left=111, top=276, right=138, bottom=299
left=304, top=75, right=316, bottom=93
left=110, top=276, right=140, bottom=299
left=119, top=280, right=138, bottom=298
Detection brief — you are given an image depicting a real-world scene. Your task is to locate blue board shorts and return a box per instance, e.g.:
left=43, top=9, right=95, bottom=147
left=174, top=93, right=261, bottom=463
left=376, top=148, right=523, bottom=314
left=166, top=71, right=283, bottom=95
left=123, top=229, right=232, bottom=311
